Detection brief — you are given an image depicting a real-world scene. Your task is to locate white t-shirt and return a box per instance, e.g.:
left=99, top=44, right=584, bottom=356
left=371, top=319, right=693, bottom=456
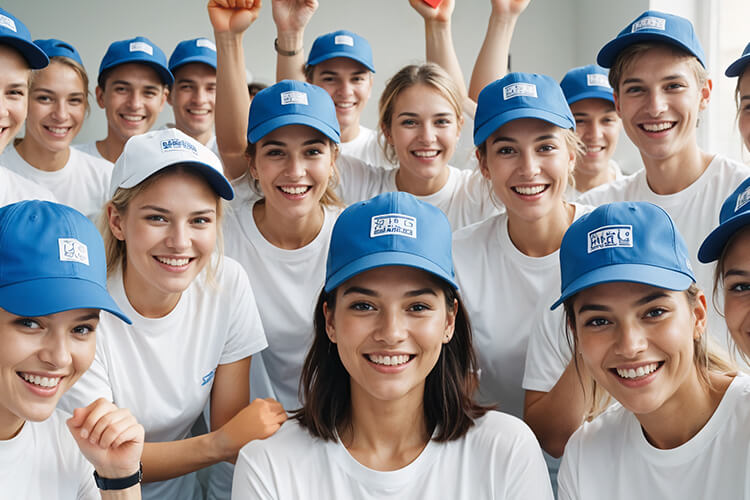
left=452, top=204, right=591, bottom=419
left=337, top=155, right=499, bottom=230
left=223, top=198, right=339, bottom=411
left=59, top=258, right=267, bottom=500
left=1, top=410, right=97, bottom=500
left=72, top=141, right=111, bottom=164
left=565, top=160, right=625, bottom=200
left=0, top=144, right=112, bottom=220
left=232, top=412, right=553, bottom=500
left=0, top=165, right=56, bottom=207
left=340, top=125, right=394, bottom=168
left=558, top=375, right=750, bottom=500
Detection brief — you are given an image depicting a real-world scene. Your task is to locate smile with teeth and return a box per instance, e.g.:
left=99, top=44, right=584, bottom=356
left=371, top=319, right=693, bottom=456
left=640, top=122, right=675, bottom=132
left=19, top=372, right=62, bottom=388
left=513, top=185, right=547, bottom=196
left=366, top=354, right=413, bottom=366
left=585, top=145, right=605, bottom=153
left=155, top=256, right=191, bottom=267
left=614, top=362, right=661, bottom=379
left=121, top=114, right=146, bottom=122
left=44, top=126, right=71, bottom=135
left=413, top=150, right=440, bottom=158
left=279, top=185, right=311, bottom=195
left=335, top=102, right=356, bottom=109
left=187, top=109, right=210, bottom=115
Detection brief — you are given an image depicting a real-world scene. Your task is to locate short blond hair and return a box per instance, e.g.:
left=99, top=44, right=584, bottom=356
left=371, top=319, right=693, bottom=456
left=608, top=42, right=708, bottom=92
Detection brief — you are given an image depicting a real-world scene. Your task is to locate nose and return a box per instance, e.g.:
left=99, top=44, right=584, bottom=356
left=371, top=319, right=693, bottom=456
left=194, top=86, right=209, bottom=105
left=582, top=121, right=601, bottom=144
left=645, top=89, right=668, bottom=117
left=417, top=122, right=436, bottom=144
left=284, top=155, right=306, bottom=180
left=518, top=150, right=541, bottom=178
left=166, top=222, right=190, bottom=252
left=127, top=91, right=144, bottom=110
left=614, top=322, right=648, bottom=359
left=336, top=80, right=353, bottom=98
left=51, top=100, right=69, bottom=122
left=38, top=331, right=72, bottom=369
left=373, top=306, right=409, bottom=346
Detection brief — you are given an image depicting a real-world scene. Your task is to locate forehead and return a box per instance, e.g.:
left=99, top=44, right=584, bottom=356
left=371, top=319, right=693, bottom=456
left=723, top=226, right=750, bottom=268
left=569, top=98, right=616, bottom=115
left=490, top=117, right=564, bottom=141
left=313, top=57, right=370, bottom=77
left=102, top=62, right=164, bottom=88
left=338, top=266, right=444, bottom=294
left=32, top=60, right=85, bottom=90
left=260, top=123, right=328, bottom=144
left=0, top=44, right=31, bottom=80
left=173, top=62, right=216, bottom=83
left=393, top=83, right=455, bottom=114
left=620, top=46, right=698, bottom=82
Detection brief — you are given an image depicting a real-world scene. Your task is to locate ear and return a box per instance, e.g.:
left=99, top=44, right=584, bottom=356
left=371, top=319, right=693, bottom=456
left=477, top=148, right=491, bottom=181
left=95, top=86, right=106, bottom=110
left=157, top=87, right=168, bottom=111
left=323, top=301, right=337, bottom=343
left=698, top=78, right=712, bottom=112
left=106, top=203, right=126, bottom=241
left=381, top=122, right=393, bottom=145
left=443, top=298, right=458, bottom=344
left=692, top=289, right=708, bottom=341
left=613, top=91, right=621, bottom=117
left=166, top=88, right=174, bottom=106
left=247, top=156, right=259, bottom=180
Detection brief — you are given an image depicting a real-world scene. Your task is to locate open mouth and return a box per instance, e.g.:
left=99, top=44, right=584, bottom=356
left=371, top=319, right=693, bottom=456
left=365, top=354, right=416, bottom=367
left=44, top=125, right=71, bottom=136
left=18, top=372, right=62, bottom=389
left=120, top=114, right=146, bottom=123
left=412, top=150, right=440, bottom=159
left=512, top=184, right=549, bottom=196
left=639, top=122, right=676, bottom=133
left=154, top=256, right=193, bottom=269
left=278, top=185, right=312, bottom=196
left=335, top=102, right=356, bottom=110
left=187, top=109, right=210, bottom=116
left=612, top=361, right=663, bottom=380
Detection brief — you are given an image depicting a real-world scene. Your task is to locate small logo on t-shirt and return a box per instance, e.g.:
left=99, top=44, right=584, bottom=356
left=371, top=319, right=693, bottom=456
left=129, top=41, right=154, bottom=55
left=58, top=238, right=89, bottom=265
left=161, top=138, right=198, bottom=155
left=334, top=35, right=354, bottom=46
left=631, top=16, right=666, bottom=32
left=280, top=91, right=308, bottom=106
left=588, top=225, right=633, bottom=253
left=201, top=369, right=215, bottom=386
left=735, top=186, right=750, bottom=213
left=196, top=39, right=216, bottom=51
left=0, top=14, right=17, bottom=33
left=586, top=74, right=611, bottom=88
left=370, top=214, right=417, bottom=238
left=503, top=83, right=537, bottom=100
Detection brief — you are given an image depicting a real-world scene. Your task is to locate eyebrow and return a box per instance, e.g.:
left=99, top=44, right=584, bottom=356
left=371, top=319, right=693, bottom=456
left=33, top=87, right=85, bottom=97
left=341, top=286, right=438, bottom=298
left=577, top=291, right=668, bottom=314
left=111, top=80, right=162, bottom=91
left=396, top=111, right=453, bottom=119
left=724, top=269, right=750, bottom=278
left=260, top=138, right=326, bottom=148
left=138, top=205, right=216, bottom=215
left=622, top=74, right=685, bottom=86
left=75, top=313, right=101, bottom=322
left=491, top=133, right=557, bottom=144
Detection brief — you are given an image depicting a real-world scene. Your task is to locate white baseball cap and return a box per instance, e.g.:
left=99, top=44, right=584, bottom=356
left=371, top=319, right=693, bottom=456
left=109, top=129, right=233, bottom=200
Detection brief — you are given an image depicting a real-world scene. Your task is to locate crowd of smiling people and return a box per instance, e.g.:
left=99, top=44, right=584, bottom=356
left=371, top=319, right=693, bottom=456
left=2, top=0, right=750, bottom=499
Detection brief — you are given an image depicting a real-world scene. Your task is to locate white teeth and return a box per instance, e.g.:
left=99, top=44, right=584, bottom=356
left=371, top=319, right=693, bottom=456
left=157, top=256, right=190, bottom=267
left=279, top=186, right=309, bottom=195
left=616, top=362, right=659, bottom=379
left=514, top=185, right=546, bottom=195
left=413, top=150, right=439, bottom=158
left=336, top=103, right=355, bottom=109
left=642, top=122, right=674, bottom=132
left=367, top=354, right=411, bottom=366
left=586, top=146, right=604, bottom=153
left=46, top=126, right=69, bottom=135
left=187, top=109, right=209, bottom=115
left=21, top=373, right=61, bottom=388
left=121, top=114, right=145, bottom=122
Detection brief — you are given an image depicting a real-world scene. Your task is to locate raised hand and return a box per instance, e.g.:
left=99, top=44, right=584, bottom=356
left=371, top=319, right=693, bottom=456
left=214, top=398, right=287, bottom=462
left=208, top=0, right=262, bottom=34
left=272, top=0, right=319, bottom=34
left=408, top=0, right=455, bottom=24
left=491, top=0, right=531, bottom=18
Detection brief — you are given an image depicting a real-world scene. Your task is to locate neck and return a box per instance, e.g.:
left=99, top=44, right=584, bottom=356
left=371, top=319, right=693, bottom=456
left=0, top=409, right=24, bottom=441
left=97, top=132, right=128, bottom=163
left=340, top=122, right=360, bottom=144
left=641, top=144, right=713, bottom=195
left=341, top=383, right=429, bottom=471
left=573, top=162, right=615, bottom=194
left=507, top=202, right=575, bottom=257
left=122, top=265, right=181, bottom=318
left=16, top=137, right=70, bottom=172
left=636, top=371, right=732, bottom=450
left=395, top=165, right=450, bottom=197
left=252, top=200, right=325, bottom=250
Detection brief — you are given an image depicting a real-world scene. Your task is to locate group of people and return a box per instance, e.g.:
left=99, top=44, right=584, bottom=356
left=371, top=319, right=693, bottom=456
left=2, top=1, right=750, bottom=499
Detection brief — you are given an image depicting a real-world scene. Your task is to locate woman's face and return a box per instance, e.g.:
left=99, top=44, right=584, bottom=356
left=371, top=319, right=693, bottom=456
left=480, top=118, right=574, bottom=223
left=720, top=227, right=750, bottom=357
left=738, top=68, right=750, bottom=153
left=0, top=45, right=30, bottom=154
left=384, top=84, right=460, bottom=181
left=251, top=124, right=335, bottom=219
left=572, top=282, right=706, bottom=417
left=108, top=171, right=218, bottom=304
left=0, top=307, right=99, bottom=435
left=324, top=266, right=456, bottom=407
left=25, top=60, right=87, bottom=154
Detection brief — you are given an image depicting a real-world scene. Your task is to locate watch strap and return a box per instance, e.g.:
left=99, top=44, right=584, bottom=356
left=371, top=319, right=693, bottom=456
left=93, top=462, right=143, bottom=491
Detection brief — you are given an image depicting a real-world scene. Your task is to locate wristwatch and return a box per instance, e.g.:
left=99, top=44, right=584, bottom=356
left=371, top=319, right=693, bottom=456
left=274, top=38, right=302, bottom=57
left=93, top=462, right=143, bottom=490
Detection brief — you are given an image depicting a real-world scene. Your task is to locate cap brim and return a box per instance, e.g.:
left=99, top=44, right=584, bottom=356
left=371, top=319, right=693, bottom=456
left=550, top=263, right=694, bottom=310
left=324, top=251, right=458, bottom=293
left=306, top=52, right=375, bottom=73
left=698, top=212, right=750, bottom=263
left=113, top=161, right=234, bottom=201
left=248, top=114, right=340, bottom=145
left=0, top=36, right=49, bottom=69
left=726, top=54, right=750, bottom=77
left=0, top=277, right=131, bottom=324
left=101, top=58, right=174, bottom=86
left=169, top=55, right=217, bottom=73
left=597, top=33, right=704, bottom=68
left=566, top=91, right=615, bottom=106
left=474, top=107, right=574, bottom=147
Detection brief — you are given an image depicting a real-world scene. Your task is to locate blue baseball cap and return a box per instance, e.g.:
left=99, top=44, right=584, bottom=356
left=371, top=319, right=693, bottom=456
left=560, top=65, right=614, bottom=105
left=551, top=201, right=695, bottom=310
left=597, top=10, right=705, bottom=69
left=474, top=72, right=575, bottom=147
left=33, top=39, right=83, bottom=66
left=110, top=128, right=234, bottom=200
left=307, top=30, right=375, bottom=73
left=99, top=36, right=173, bottom=86
left=726, top=42, right=750, bottom=78
left=247, top=80, right=340, bottom=144
left=169, top=38, right=217, bottom=73
left=0, top=8, right=47, bottom=69
left=0, top=201, right=130, bottom=323
left=324, top=192, right=457, bottom=293
left=698, top=177, right=750, bottom=262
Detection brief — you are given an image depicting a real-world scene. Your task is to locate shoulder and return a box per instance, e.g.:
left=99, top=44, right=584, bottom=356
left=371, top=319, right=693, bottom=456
left=578, top=170, right=643, bottom=205
left=467, top=411, right=539, bottom=446
left=239, top=420, right=320, bottom=465
left=453, top=213, right=504, bottom=250
left=707, top=154, right=750, bottom=182
left=565, top=403, right=629, bottom=455
left=0, top=165, right=56, bottom=202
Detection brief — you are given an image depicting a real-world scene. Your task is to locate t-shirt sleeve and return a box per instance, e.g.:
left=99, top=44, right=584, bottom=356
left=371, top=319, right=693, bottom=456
left=231, top=442, right=278, bottom=500
left=522, top=306, right=573, bottom=392
left=58, top=339, right=114, bottom=413
left=556, top=429, right=582, bottom=500
left=219, top=260, right=268, bottom=365
left=495, top=416, right=554, bottom=500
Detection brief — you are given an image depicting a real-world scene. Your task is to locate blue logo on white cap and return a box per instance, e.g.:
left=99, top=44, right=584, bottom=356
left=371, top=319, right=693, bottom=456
left=161, top=138, right=198, bottom=155
left=370, top=214, right=416, bottom=239
left=503, top=83, right=537, bottom=100
left=587, top=225, right=632, bottom=253
left=58, top=238, right=89, bottom=265
left=0, top=14, right=16, bottom=32
left=632, top=16, right=666, bottom=32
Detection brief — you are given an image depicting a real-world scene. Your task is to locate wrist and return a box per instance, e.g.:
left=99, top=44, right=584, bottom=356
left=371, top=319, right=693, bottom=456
left=207, top=428, right=231, bottom=463
left=94, top=462, right=142, bottom=491
left=274, top=38, right=302, bottom=57
left=276, top=31, right=304, bottom=50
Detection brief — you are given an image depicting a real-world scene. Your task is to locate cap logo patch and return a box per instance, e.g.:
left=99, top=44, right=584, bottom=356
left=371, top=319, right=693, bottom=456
left=586, top=74, right=611, bottom=88
left=161, top=138, right=198, bottom=155
left=0, top=14, right=17, bottom=32
left=196, top=39, right=216, bottom=51
left=503, top=82, right=537, bottom=100
left=129, top=41, right=154, bottom=55
left=58, top=238, right=89, bottom=266
left=735, top=185, right=750, bottom=212
left=334, top=35, right=354, bottom=46
left=370, top=214, right=416, bottom=239
left=588, top=225, right=632, bottom=253
left=280, top=90, right=308, bottom=106
left=631, top=16, right=666, bottom=32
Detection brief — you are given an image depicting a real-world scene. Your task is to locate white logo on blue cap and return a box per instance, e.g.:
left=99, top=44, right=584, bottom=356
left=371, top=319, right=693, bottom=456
left=0, top=14, right=16, bottom=32
left=196, top=39, right=216, bottom=51
left=503, top=83, right=537, bottom=100
left=129, top=41, right=154, bottom=55
left=280, top=91, right=308, bottom=106
left=735, top=185, right=750, bottom=213
left=586, top=74, right=611, bottom=88
left=58, top=238, right=89, bottom=266
left=587, top=225, right=633, bottom=253
left=334, top=35, right=354, bottom=47
left=370, top=214, right=416, bottom=239
left=631, top=16, right=666, bottom=32
left=161, top=138, right=198, bottom=155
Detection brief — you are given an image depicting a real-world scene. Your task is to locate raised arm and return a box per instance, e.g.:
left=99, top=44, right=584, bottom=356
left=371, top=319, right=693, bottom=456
left=209, top=0, right=262, bottom=180
left=272, top=0, right=318, bottom=82
left=468, top=0, right=530, bottom=101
